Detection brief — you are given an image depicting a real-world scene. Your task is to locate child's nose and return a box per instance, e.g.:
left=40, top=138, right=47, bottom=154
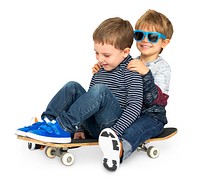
left=143, top=35, right=148, bottom=42
left=98, top=56, right=104, bottom=63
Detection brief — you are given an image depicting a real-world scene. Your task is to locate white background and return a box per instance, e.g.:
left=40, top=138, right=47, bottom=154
left=0, top=0, right=199, bottom=179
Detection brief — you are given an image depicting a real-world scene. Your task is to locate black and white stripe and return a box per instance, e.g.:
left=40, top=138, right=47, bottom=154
left=89, top=55, right=143, bottom=136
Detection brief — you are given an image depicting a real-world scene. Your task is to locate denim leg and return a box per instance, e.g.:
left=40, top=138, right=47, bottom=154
left=41, top=81, right=86, bottom=120
left=121, top=115, right=164, bottom=161
left=57, top=84, right=122, bottom=138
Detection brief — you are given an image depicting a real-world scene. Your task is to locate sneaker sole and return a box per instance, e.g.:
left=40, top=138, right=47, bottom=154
left=99, top=128, right=120, bottom=171
left=15, top=130, right=27, bottom=137
left=26, top=132, right=71, bottom=144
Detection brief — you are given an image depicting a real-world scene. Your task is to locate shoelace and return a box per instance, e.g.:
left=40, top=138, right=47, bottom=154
left=39, top=122, right=60, bottom=135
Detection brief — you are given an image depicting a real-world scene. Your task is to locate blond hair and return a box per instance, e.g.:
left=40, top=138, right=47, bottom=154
left=135, top=9, right=173, bottom=39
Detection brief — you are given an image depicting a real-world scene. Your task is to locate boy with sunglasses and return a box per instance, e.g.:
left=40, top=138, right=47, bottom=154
left=95, top=9, right=173, bottom=170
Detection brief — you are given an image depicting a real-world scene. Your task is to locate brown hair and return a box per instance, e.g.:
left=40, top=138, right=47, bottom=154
left=93, top=17, right=134, bottom=50
left=135, top=9, right=173, bottom=39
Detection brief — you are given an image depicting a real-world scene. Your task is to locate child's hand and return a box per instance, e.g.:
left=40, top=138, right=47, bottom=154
left=74, top=132, right=85, bottom=139
left=127, top=59, right=149, bottom=75
left=92, top=63, right=101, bottom=74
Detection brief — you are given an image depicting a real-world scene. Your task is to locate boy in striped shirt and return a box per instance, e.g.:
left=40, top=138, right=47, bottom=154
left=16, top=17, right=143, bottom=170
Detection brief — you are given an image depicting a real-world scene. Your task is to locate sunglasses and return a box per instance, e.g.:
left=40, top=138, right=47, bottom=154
left=134, top=30, right=166, bottom=43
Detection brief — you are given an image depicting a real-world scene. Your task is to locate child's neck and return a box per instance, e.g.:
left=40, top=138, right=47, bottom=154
left=140, top=54, right=159, bottom=63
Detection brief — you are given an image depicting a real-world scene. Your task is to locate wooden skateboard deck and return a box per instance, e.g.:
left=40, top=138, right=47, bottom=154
left=17, top=136, right=98, bottom=148
left=17, top=127, right=177, bottom=165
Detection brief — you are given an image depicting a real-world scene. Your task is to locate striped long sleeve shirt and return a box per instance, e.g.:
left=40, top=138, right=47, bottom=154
left=89, top=55, right=143, bottom=137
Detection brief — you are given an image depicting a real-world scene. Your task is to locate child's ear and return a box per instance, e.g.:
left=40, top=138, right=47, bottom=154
left=123, top=48, right=130, bottom=58
left=162, top=39, right=170, bottom=48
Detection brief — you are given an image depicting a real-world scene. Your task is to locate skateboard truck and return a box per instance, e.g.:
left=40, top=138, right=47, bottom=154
left=45, top=146, right=75, bottom=166
left=137, top=142, right=160, bottom=158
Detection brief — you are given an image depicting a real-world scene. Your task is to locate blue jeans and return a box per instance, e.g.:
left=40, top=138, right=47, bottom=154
left=41, top=81, right=122, bottom=139
left=42, top=81, right=164, bottom=161
left=121, top=114, right=164, bottom=161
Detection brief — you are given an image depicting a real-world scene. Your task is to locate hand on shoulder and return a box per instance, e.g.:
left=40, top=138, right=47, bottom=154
left=127, top=59, right=149, bottom=75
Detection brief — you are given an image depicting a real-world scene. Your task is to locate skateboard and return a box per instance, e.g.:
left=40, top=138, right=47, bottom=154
left=17, top=127, right=177, bottom=166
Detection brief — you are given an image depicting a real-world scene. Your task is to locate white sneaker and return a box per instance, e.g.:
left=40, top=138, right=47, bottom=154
left=99, top=128, right=120, bottom=171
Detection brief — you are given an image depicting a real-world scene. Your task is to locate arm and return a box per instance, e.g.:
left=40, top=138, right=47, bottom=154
left=143, top=71, right=169, bottom=106
left=127, top=59, right=170, bottom=106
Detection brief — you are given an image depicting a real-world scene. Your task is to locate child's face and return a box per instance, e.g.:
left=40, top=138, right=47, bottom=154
left=94, top=42, right=128, bottom=71
left=135, top=28, right=167, bottom=60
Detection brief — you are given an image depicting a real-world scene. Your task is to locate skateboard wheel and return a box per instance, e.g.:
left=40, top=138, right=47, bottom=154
left=28, top=142, right=44, bottom=150
left=45, top=146, right=56, bottom=158
left=61, top=152, right=74, bottom=166
left=147, top=146, right=159, bottom=158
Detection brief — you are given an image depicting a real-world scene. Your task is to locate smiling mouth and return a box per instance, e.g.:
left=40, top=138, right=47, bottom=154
left=140, top=44, right=152, bottom=49
left=102, top=64, right=108, bottom=67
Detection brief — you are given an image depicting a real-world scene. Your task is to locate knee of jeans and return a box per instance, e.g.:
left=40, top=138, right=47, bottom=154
left=65, top=81, right=85, bottom=93
left=64, top=81, right=80, bottom=88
